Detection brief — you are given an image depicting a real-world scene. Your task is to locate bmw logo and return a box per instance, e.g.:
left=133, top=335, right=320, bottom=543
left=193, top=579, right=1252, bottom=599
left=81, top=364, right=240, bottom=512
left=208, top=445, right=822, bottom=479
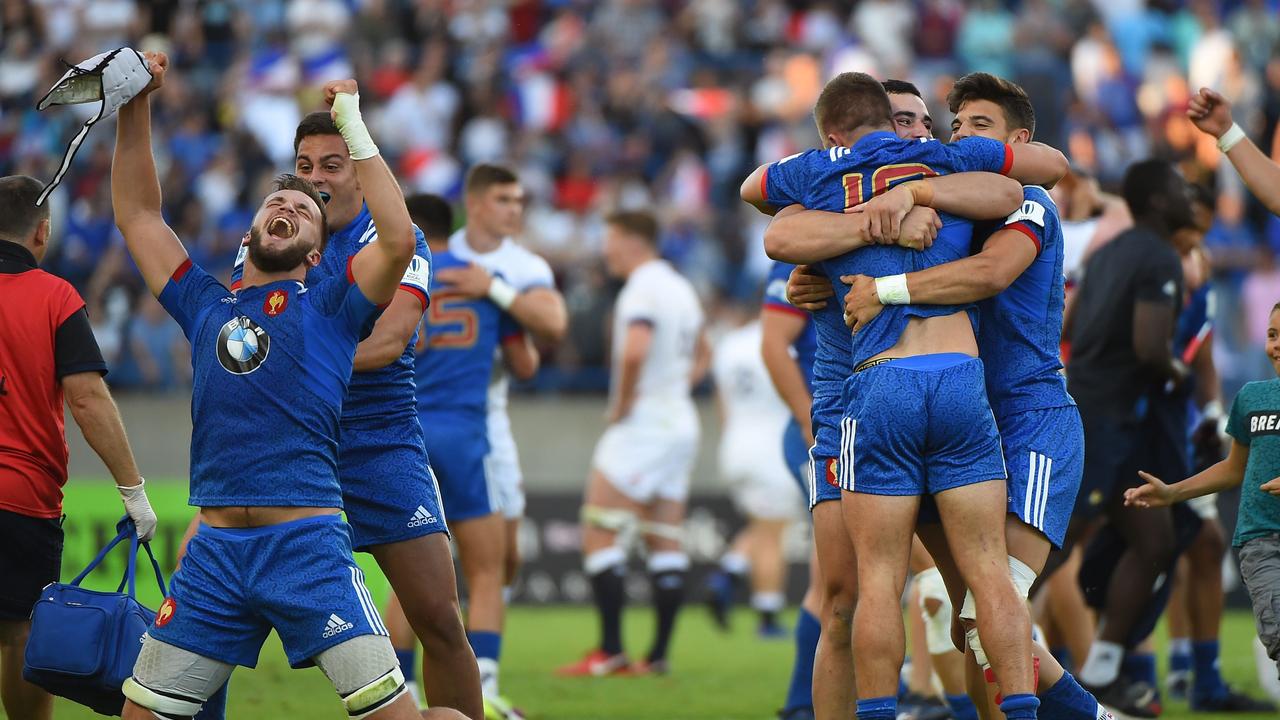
left=216, top=316, right=270, bottom=375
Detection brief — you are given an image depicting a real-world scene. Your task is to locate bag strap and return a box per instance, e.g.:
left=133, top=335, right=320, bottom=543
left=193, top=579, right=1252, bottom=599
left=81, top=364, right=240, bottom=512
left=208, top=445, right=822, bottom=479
left=114, top=530, right=169, bottom=599
left=69, top=521, right=134, bottom=587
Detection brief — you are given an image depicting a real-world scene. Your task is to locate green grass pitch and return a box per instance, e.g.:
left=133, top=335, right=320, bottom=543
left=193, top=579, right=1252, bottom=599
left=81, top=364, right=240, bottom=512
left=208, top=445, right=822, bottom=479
left=9, top=481, right=1277, bottom=719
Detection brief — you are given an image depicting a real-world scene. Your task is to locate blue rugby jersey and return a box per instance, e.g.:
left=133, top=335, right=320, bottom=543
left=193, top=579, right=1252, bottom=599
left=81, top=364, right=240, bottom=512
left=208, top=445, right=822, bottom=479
left=159, top=259, right=379, bottom=507
left=762, top=133, right=1012, bottom=369
left=762, top=260, right=817, bottom=391
left=232, top=203, right=432, bottom=421
left=973, top=185, right=1075, bottom=417
left=415, top=250, right=520, bottom=419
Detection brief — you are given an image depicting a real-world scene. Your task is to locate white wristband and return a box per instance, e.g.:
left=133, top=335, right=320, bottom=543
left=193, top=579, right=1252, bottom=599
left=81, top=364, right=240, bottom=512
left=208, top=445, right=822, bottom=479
left=1202, top=399, right=1224, bottom=421
left=1217, top=123, right=1246, bottom=154
left=332, top=92, right=379, bottom=160
left=488, top=277, right=518, bottom=310
left=874, top=274, right=911, bottom=305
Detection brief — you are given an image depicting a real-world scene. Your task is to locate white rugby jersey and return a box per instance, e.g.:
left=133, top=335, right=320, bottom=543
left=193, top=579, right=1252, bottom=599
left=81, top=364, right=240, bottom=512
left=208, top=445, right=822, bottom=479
left=447, top=228, right=556, bottom=416
left=610, top=259, right=704, bottom=417
left=711, top=320, right=789, bottom=447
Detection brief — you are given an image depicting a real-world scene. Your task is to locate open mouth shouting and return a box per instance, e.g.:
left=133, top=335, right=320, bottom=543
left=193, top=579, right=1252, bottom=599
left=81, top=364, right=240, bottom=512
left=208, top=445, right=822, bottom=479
left=267, top=215, right=296, bottom=240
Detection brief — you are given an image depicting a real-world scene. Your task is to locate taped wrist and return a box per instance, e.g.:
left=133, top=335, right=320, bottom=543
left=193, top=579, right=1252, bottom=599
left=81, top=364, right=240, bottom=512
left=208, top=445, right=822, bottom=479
left=332, top=93, right=378, bottom=160
left=488, top=276, right=518, bottom=311
left=875, top=274, right=910, bottom=305
left=1217, top=122, right=1246, bottom=153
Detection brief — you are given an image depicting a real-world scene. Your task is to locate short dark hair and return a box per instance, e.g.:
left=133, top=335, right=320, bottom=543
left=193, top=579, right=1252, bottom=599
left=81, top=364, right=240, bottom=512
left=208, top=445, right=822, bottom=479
left=406, top=194, right=453, bottom=241
left=294, top=111, right=342, bottom=154
left=814, top=72, right=893, bottom=140
left=947, top=72, right=1036, bottom=138
left=605, top=209, right=659, bottom=248
left=882, top=79, right=922, bottom=98
left=1121, top=158, right=1184, bottom=219
left=1188, top=182, right=1214, bottom=210
left=465, top=164, right=520, bottom=196
left=0, top=175, right=49, bottom=243
left=270, top=173, right=329, bottom=250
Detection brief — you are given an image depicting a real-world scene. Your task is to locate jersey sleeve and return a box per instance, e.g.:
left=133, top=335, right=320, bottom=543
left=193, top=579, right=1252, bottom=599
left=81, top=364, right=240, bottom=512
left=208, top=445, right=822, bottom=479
left=498, top=311, right=524, bottom=343
left=1225, top=385, right=1251, bottom=446
left=312, top=258, right=384, bottom=341
left=762, top=262, right=805, bottom=317
left=998, top=186, right=1054, bottom=256
left=398, top=228, right=432, bottom=310
left=763, top=150, right=819, bottom=207
left=228, top=236, right=249, bottom=292
left=1134, top=247, right=1181, bottom=305
left=615, top=283, right=657, bottom=328
left=945, top=137, right=1014, bottom=175
left=54, top=308, right=107, bottom=378
left=158, top=259, right=233, bottom=339
left=514, top=252, right=556, bottom=291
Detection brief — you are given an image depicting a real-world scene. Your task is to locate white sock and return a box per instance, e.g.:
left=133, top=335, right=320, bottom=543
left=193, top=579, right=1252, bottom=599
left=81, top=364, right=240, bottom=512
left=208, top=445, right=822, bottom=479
left=1169, top=637, right=1191, bottom=658
left=750, top=591, right=784, bottom=612
left=721, top=552, right=749, bottom=575
left=1079, top=640, right=1124, bottom=687
left=477, top=657, right=500, bottom=697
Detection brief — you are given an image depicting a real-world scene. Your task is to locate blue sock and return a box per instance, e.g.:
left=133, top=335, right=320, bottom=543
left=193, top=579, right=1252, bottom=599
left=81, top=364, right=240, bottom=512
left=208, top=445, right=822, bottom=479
left=1050, top=645, right=1075, bottom=673
left=897, top=676, right=908, bottom=699
left=946, top=693, right=978, bottom=720
left=1192, top=639, right=1227, bottom=701
left=395, top=648, right=416, bottom=682
left=1122, top=653, right=1157, bottom=687
left=783, top=608, right=820, bottom=712
left=1040, top=672, right=1102, bottom=720
left=856, top=696, right=897, bottom=720
left=999, top=693, right=1040, bottom=720
left=1169, top=638, right=1192, bottom=673
left=468, top=630, right=502, bottom=662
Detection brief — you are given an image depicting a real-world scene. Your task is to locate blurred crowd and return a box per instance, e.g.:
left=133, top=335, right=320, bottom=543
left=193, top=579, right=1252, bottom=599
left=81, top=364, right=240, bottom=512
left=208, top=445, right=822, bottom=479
left=2, top=0, right=1279, bottom=395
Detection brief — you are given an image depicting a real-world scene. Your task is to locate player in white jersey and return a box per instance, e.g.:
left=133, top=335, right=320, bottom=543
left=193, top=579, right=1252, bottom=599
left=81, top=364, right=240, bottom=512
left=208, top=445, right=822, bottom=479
left=708, top=316, right=801, bottom=636
left=424, top=164, right=565, bottom=714
left=560, top=210, right=709, bottom=677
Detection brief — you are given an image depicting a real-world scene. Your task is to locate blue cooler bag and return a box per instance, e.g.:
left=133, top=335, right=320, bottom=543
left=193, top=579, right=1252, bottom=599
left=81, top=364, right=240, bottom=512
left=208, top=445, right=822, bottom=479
left=23, top=516, right=167, bottom=716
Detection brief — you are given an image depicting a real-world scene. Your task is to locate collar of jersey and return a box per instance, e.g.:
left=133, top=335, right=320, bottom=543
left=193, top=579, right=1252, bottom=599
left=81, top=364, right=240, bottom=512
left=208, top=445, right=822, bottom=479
left=236, top=278, right=306, bottom=298
left=0, top=238, right=37, bottom=270
left=333, top=202, right=372, bottom=240
left=854, top=130, right=900, bottom=149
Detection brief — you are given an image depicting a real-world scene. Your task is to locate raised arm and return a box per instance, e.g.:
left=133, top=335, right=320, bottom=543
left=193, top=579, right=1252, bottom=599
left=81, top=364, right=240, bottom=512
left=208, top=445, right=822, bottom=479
left=327, top=79, right=415, bottom=305
left=352, top=291, right=423, bottom=371
left=1189, top=88, right=1280, bottom=216
left=111, top=52, right=188, bottom=297
left=1004, top=142, right=1069, bottom=188
left=434, top=264, right=568, bottom=344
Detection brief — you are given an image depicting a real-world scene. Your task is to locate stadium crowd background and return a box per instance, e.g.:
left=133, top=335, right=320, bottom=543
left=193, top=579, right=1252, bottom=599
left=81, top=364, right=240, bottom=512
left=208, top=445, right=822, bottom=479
left=2, top=0, right=1279, bottom=398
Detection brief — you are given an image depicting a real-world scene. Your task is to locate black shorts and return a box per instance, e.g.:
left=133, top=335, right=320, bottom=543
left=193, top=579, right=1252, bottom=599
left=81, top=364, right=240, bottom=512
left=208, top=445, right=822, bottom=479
left=0, top=509, right=63, bottom=620
left=1073, top=409, right=1142, bottom=520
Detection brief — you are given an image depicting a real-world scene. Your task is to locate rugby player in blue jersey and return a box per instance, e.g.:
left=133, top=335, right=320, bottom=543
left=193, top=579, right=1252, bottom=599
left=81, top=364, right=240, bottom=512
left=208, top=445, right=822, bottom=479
left=225, top=108, right=482, bottom=719
left=112, top=54, right=458, bottom=720
left=741, top=72, right=1070, bottom=720
left=396, top=193, right=538, bottom=720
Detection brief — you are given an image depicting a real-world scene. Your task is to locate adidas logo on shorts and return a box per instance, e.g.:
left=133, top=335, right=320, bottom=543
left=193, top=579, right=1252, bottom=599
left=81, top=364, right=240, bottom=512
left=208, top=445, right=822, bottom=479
left=407, top=505, right=437, bottom=528
left=323, top=613, right=354, bottom=639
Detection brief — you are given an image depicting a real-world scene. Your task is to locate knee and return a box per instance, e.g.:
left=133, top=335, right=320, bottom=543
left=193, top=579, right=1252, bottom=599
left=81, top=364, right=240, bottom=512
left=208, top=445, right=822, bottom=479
left=1193, top=523, right=1227, bottom=564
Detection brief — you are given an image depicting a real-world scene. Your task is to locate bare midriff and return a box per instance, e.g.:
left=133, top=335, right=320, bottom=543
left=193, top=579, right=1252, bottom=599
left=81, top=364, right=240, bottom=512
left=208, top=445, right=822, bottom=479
left=865, top=311, right=978, bottom=363
left=200, top=506, right=340, bottom=528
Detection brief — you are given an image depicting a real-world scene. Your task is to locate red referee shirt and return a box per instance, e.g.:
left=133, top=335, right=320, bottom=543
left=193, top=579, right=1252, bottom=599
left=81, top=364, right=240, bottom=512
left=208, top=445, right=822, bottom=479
left=0, top=239, right=107, bottom=518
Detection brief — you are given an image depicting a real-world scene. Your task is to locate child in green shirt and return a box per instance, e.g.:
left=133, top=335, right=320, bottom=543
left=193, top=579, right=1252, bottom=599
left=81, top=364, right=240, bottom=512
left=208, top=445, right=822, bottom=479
left=1127, top=302, right=1280, bottom=682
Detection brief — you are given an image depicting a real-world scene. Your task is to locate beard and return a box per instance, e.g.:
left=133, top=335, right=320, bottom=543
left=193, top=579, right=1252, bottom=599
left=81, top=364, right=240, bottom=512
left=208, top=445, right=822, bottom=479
left=247, top=225, right=313, bottom=273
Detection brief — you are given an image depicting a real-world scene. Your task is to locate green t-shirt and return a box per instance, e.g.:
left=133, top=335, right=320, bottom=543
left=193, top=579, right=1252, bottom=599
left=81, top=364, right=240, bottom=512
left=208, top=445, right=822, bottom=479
left=1225, top=378, right=1280, bottom=547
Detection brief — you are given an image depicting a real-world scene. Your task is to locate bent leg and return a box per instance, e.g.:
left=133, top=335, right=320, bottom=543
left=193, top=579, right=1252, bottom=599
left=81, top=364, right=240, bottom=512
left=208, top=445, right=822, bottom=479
left=372, top=534, right=482, bottom=719
left=122, top=635, right=234, bottom=720
left=315, top=634, right=420, bottom=720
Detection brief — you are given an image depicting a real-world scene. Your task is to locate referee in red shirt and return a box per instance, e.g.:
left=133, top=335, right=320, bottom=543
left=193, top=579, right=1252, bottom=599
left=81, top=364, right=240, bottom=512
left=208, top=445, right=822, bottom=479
left=0, top=175, right=157, bottom=719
